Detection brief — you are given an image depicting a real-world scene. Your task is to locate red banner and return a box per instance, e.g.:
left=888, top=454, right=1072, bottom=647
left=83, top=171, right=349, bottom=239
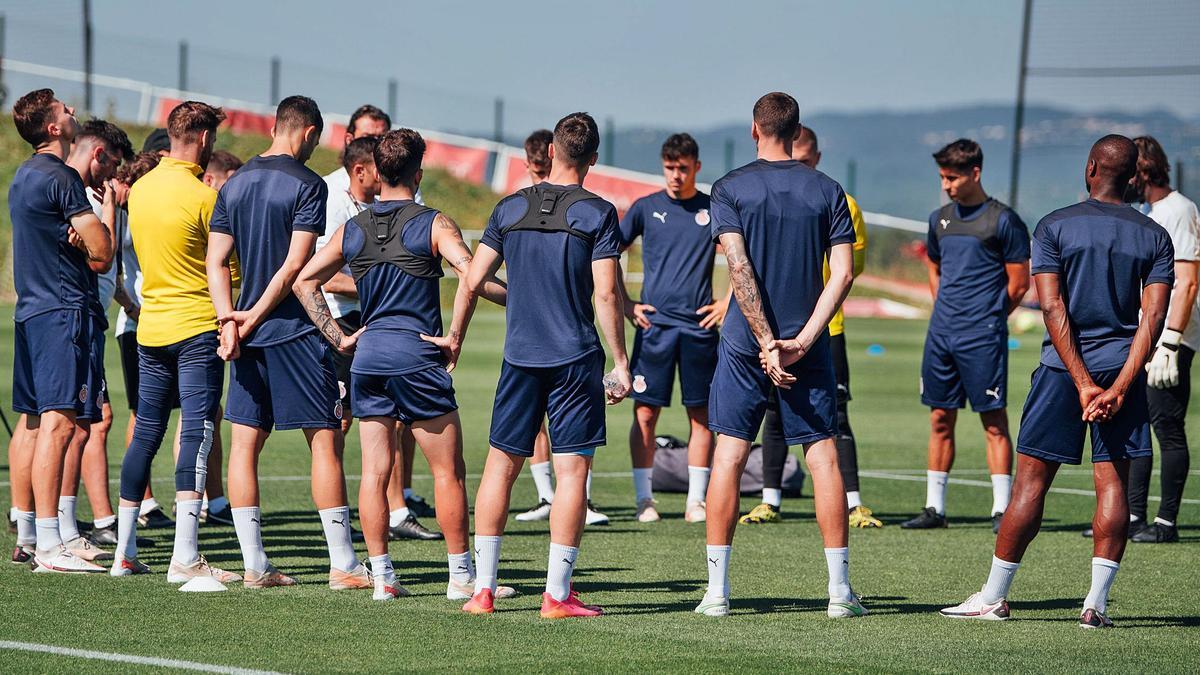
left=582, top=168, right=660, bottom=217
left=155, top=98, right=274, bottom=137
left=423, top=140, right=489, bottom=184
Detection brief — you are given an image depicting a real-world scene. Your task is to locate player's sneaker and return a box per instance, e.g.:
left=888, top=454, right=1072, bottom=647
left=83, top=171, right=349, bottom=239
left=65, top=536, right=113, bottom=562
left=739, top=503, right=781, bottom=524
left=685, top=500, right=707, bottom=523
left=31, top=546, right=105, bottom=574
left=11, top=544, right=34, bottom=565
left=110, top=556, right=152, bottom=577
left=388, top=514, right=443, bottom=541
left=901, top=507, right=947, bottom=529
left=585, top=501, right=609, bottom=526
left=139, top=507, right=174, bottom=529
left=540, top=591, right=603, bottom=618
left=446, top=578, right=518, bottom=601
left=515, top=499, right=552, bottom=522
left=167, top=556, right=242, bottom=584
left=849, top=505, right=883, bottom=528
left=1131, top=521, right=1178, bottom=543
left=694, top=592, right=730, bottom=617
left=328, top=563, right=374, bottom=590
left=205, top=502, right=235, bottom=526
left=243, top=563, right=297, bottom=589
left=828, top=594, right=868, bottom=618
left=636, top=498, right=660, bottom=523
left=405, top=494, right=436, bottom=518
left=462, top=588, right=495, bottom=615
left=373, top=576, right=409, bottom=601
left=85, top=523, right=153, bottom=548
left=939, top=591, right=1010, bottom=620
left=1079, top=607, right=1114, bottom=629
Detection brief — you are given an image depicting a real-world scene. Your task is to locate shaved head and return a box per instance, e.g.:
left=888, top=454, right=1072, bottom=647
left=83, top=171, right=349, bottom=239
left=1086, top=134, right=1138, bottom=199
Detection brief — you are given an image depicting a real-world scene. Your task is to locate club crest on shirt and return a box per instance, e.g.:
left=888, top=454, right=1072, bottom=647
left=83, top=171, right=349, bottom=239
left=633, top=375, right=648, bottom=394
left=338, top=381, right=347, bottom=399
left=695, top=209, right=711, bottom=226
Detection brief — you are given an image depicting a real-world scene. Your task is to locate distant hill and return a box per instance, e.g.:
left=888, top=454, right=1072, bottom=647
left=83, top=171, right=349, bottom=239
left=513, top=104, right=1200, bottom=226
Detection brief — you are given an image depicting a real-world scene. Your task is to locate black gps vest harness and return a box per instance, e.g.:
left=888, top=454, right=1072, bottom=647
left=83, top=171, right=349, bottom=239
left=500, top=185, right=602, bottom=244
left=932, top=199, right=1006, bottom=248
left=347, top=203, right=444, bottom=281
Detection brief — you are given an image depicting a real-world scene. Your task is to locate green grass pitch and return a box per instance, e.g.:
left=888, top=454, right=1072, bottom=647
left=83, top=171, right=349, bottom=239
left=1, top=309, right=1196, bottom=673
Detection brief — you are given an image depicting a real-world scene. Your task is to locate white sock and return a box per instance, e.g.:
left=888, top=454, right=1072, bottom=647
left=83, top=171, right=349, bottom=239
left=530, top=461, right=555, bottom=503
left=448, top=550, right=474, bottom=584
left=1154, top=516, right=1175, bottom=527
left=208, top=495, right=229, bottom=513
left=762, top=487, right=782, bottom=508
left=16, top=510, right=36, bottom=546
left=35, top=517, right=62, bottom=551
left=116, top=506, right=139, bottom=560
left=473, top=535, right=501, bottom=594
left=1083, top=557, right=1120, bottom=614
left=403, top=487, right=414, bottom=500
left=990, top=474, right=1011, bottom=515
left=824, top=547, right=853, bottom=602
left=8, top=506, right=15, bottom=521
left=319, top=506, right=358, bottom=572
left=173, top=499, right=202, bottom=565
left=389, top=507, right=411, bottom=528
left=846, top=490, right=863, bottom=510
left=687, top=466, right=710, bottom=504
left=632, top=467, right=654, bottom=503
left=57, top=496, right=79, bottom=542
left=981, top=555, right=1020, bottom=604
left=586, top=470, right=593, bottom=499
left=706, top=544, right=731, bottom=598
left=232, top=506, right=268, bottom=572
left=369, top=553, right=396, bottom=584
left=546, top=542, right=579, bottom=602
left=93, top=514, right=115, bottom=529
left=139, top=498, right=160, bottom=517
left=926, top=470, right=948, bottom=515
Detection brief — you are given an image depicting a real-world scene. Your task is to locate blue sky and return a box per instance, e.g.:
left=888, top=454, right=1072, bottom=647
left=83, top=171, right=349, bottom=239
left=9, top=1, right=1198, bottom=132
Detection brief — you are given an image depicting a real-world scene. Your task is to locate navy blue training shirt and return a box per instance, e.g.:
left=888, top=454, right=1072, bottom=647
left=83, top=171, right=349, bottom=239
left=619, top=190, right=715, bottom=331
left=343, top=201, right=445, bottom=375
left=926, top=199, right=1030, bottom=333
left=9, top=154, right=94, bottom=322
left=210, top=154, right=328, bottom=347
left=710, top=159, right=855, bottom=357
left=1032, top=199, right=1174, bottom=372
left=480, top=183, right=621, bottom=368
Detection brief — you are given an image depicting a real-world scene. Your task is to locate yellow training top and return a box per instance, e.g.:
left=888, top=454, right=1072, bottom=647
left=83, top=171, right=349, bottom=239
left=826, top=193, right=868, bottom=337
left=127, top=156, right=221, bottom=347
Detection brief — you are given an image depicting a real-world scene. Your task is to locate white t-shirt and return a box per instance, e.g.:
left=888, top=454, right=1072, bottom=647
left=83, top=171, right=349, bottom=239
left=1144, top=190, right=1200, bottom=350
left=114, top=207, right=142, bottom=337
left=319, top=183, right=367, bottom=319
left=87, top=191, right=119, bottom=315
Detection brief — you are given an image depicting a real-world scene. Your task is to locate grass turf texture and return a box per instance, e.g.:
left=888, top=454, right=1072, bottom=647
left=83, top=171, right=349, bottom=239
left=1, top=312, right=1197, bottom=673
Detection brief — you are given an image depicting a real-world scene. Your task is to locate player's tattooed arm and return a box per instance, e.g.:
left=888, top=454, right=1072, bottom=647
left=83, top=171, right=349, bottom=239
left=435, top=214, right=507, bottom=305
left=293, top=224, right=361, bottom=355
left=423, top=213, right=491, bottom=371
left=299, top=288, right=352, bottom=353
left=719, top=232, right=793, bottom=387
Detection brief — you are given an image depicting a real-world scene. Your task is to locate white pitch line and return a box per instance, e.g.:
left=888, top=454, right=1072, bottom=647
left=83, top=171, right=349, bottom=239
left=0, top=641, right=286, bottom=675
left=859, top=470, right=1200, bottom=505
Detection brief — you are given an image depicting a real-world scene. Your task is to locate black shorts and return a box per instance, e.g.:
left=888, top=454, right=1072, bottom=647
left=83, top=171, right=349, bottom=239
left=118, top=331, right=140, bottom=412
left=333, top=311, right=361, bottom=409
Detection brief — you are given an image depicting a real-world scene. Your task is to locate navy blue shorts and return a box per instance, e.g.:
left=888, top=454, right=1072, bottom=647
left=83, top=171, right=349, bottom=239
left=226, top=332, right=341, bottom=432
left=921, top=329, right=1008, bottom=412
left=630, top=324, right=718, bottom=408
left=708, top=339, right=837, bottom=446
left=79, top=316, right=109, bottom=422
left=489, top=351, right=605, bottom=456
left=1016, top=365, right=1152, bottom=465
left=351, top=365, right=458, bottom=424
left=12, top=308, right=90, bottom=416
